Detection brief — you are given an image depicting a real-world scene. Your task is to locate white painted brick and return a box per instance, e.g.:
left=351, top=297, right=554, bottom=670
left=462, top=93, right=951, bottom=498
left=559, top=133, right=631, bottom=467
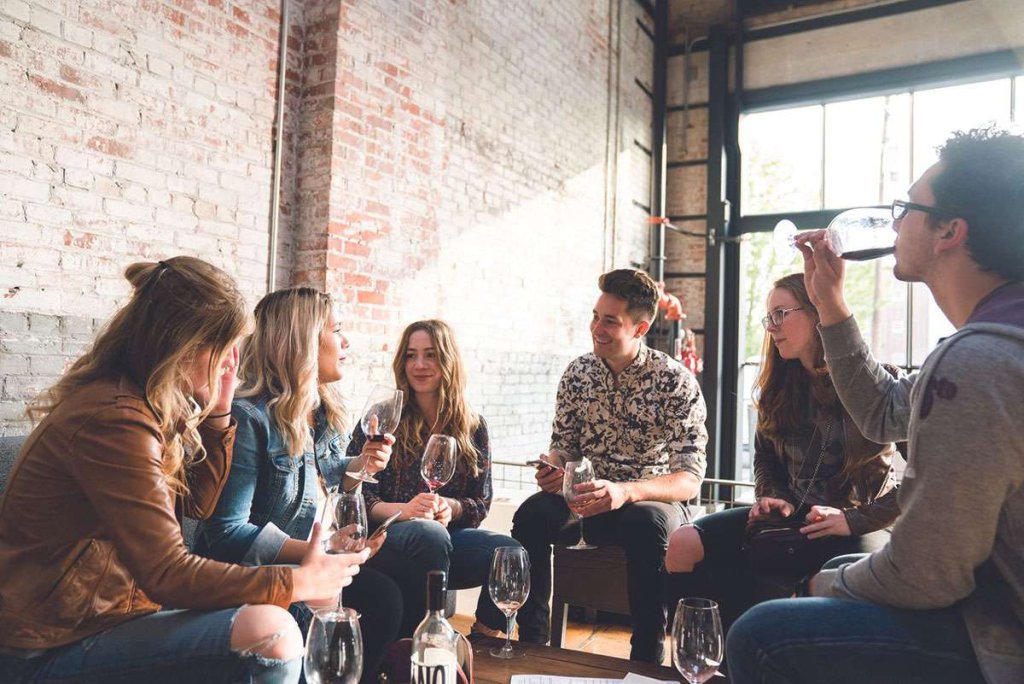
left=29, top=6, right=60, bottom=36
left=3, top=175, right=50, bottom=202
left=103, top=198, right=153, bottom=222
left=62, top=20, right=92, bottom=47
left=4, top=0, right=30, bottom=23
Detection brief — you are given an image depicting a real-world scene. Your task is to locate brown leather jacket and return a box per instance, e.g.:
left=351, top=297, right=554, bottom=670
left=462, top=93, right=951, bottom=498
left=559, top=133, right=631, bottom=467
left=0, top=376, right=293, bottom=651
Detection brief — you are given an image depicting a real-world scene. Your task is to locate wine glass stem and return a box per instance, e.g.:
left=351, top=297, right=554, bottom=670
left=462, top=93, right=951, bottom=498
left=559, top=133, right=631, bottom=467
left=335, top=586, right=343, bottom=612
left=579, top=517, right=587, bottom=545
left=504, top=612, right=515, bottom=653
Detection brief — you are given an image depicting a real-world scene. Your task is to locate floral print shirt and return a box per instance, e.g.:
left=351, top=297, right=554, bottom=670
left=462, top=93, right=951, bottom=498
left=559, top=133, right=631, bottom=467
left=550, top=344, right=707, bottom=482
left=347, top=417, right=492, bottom=529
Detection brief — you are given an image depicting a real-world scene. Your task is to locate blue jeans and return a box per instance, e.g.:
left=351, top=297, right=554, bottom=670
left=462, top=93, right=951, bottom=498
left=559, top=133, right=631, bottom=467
left=726, top=554, right=985, bottom=684
left=366, top=520, right=521, bottom=637
left=0, top=607, right=301, bottom=683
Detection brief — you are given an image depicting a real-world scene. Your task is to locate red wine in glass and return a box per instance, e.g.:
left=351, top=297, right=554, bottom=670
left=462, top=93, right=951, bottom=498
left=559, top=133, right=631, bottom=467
left=420, top=435, right=456, bottom=494
left=352, top=385, right=404, bottom=483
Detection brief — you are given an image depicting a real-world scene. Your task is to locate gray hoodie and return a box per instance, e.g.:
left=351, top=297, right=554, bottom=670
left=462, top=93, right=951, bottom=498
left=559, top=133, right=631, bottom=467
left=813, top=312, right=1024, bottom=684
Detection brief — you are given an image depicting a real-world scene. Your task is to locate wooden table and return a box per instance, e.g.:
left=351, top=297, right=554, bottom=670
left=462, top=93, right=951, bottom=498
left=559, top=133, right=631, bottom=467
left=470, top=638, right=686, bottom=684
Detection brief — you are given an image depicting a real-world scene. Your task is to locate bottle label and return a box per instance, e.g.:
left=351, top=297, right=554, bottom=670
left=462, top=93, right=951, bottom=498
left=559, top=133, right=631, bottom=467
left=412, top=650, right=457, bottom=684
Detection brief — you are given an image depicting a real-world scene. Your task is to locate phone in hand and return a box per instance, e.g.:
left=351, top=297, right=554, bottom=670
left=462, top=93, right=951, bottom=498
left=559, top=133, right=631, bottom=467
left=369, top=510, right=403, bottom=541
left=526, top=457, right=564, bottom=474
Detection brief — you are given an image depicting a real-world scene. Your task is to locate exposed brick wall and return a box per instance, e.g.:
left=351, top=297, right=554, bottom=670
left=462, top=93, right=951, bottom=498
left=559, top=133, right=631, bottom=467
left=284, top=0, right=655, bottom=462
left=1, top=0, right=654, bottom=463
left=1, top=0, right=289, bottom=428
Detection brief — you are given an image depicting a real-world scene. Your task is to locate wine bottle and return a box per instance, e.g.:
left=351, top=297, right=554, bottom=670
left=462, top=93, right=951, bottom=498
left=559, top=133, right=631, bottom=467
left=411, top=571, right=459, bottom=684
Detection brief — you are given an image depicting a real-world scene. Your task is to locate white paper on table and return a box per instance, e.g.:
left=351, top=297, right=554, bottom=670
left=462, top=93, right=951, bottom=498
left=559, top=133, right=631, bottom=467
left=510, top=674, right=679, bottom=684
left=510, top=676, right=620, bottom=684
left=622, top=674, right=680, bottom=684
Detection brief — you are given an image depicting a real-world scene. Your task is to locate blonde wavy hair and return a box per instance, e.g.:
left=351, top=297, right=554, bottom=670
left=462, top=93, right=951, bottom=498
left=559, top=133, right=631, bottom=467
left=392, top=320, right=481, bottom=476
left=236, top=288, right=347, bottom=457
left=28, top=257, right=248, bottom=496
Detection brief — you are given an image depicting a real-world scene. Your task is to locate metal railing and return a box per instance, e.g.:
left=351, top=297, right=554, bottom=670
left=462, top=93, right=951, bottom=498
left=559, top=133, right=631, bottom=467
left=491, top=461, right=757, bottom=510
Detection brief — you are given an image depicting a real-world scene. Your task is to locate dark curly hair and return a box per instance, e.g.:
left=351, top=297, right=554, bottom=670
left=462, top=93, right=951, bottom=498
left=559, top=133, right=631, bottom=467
left=931, top=126, right=1024, bottom=280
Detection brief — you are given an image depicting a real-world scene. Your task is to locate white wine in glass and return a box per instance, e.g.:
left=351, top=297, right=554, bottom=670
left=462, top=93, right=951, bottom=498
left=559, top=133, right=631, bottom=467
left=562, top=458, right=598, bottom=551
left=488, top=546, right=531, bottom=659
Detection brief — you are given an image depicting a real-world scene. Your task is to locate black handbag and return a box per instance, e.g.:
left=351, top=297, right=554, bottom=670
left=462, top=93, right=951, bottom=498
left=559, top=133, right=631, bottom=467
left=743, top=419, right=833, bottom=575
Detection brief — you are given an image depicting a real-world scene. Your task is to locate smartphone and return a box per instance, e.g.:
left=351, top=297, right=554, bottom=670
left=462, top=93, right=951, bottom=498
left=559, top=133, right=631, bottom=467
left=369, top=510, right=403, bottom=540
left=525, top=457, right=564, bottom=473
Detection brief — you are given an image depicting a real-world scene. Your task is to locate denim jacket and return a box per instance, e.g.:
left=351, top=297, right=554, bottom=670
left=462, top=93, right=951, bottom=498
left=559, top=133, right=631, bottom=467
left=193, top=395, right=352, bottom=566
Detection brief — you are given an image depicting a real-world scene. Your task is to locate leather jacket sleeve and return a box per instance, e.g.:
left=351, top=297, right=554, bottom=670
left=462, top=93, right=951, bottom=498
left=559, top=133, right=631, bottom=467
left=67, top=404, right=293, bottom=609
left=182, top=419, right=238, bottom=520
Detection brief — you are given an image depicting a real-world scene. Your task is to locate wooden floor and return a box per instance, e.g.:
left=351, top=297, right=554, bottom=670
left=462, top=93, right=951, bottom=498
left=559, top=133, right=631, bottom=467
left=450, top=613, right=659, bottom=664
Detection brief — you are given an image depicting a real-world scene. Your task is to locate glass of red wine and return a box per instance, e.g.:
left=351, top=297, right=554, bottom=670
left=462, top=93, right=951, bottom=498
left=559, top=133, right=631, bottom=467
left=420, top=434, right=456, bottom=494
left=351, top=385, right=404, bottom=484
left=774, top=207, right=895, bottom=261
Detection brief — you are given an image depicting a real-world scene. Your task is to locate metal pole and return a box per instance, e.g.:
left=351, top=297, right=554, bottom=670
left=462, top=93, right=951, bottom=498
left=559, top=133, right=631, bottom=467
left=267, top=0, right=289, bottom=293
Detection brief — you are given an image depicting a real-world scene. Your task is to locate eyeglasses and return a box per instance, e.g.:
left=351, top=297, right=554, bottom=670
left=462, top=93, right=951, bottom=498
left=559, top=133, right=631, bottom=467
left=891, top=199, right=951, bottom=221
left=761, top=307, right=803, bottom=330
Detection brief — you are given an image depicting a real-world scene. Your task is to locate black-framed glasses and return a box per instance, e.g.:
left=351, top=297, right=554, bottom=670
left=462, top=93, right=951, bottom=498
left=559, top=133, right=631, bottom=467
left=891, top=199, right=950, bottom=221
left=761, top=307, right=803, bottom=330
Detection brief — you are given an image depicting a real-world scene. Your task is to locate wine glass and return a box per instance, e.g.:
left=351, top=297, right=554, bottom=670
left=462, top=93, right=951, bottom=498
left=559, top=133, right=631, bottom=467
left=488, top=546, right=531, bottom=659
left=672, top=598, right=723, bottom=684
left=322, top=490, right=368, bottom=610
left=562, top=458, right=598, bottom=551
left=420, top=434, right=457, bottom=494
left=352, top=385, right=404, bottom=484
left=773, top=206, right=895, bottom=261
left=305, top=607, right=363, bottom=684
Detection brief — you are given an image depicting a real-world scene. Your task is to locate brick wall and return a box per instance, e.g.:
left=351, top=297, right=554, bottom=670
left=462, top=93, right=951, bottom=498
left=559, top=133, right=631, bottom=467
left=0, top=0, right=654, bottom=463
left=1, top=0, right=289, bottom=428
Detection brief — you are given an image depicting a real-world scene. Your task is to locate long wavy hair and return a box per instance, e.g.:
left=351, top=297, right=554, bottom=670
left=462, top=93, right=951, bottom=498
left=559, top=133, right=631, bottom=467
left=236, top=288, right=347, bottom=457
left=754, top=273, right=836, bottom=446
left=28, top=257, right=248, bottom=496
left=391, top=320, right=481, bottom=476
left=755, top=273, right=887, bottom=485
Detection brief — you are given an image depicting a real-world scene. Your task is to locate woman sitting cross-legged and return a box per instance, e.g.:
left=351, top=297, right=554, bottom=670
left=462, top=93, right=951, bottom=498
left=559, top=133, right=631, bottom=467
left=664, top=273, right=902, bottom=634
left=193, top=287, right=402, bottom=684
left=0, top=258, right=360, bottom=683
left=348, top=319, right=523, bottom=639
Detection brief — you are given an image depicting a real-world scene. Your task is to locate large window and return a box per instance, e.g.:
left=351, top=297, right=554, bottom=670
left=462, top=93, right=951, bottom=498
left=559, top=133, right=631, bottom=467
left=733, top=75, right=1019, bottom=483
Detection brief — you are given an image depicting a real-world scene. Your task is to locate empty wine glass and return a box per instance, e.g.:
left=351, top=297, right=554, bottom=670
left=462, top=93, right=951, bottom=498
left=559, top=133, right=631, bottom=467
left=672, top=598, right=723, bottom=684
left=562, top=458, right=597, bottom=551
left=488, top=546, right=531, bottom=659
left=322, top=489, right=368, bottom=610
left=352, top=385, right=404, bottom=484
left=305, top=607, right=363, bottom=684
left=773, top=206, right=895, bottom=261
left=420, top=434, right=457, bottom=494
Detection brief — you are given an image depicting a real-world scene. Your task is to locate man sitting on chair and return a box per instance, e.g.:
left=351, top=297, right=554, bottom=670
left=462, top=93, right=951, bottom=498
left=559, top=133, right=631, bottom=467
left=512, top=268, right=708, bottom=663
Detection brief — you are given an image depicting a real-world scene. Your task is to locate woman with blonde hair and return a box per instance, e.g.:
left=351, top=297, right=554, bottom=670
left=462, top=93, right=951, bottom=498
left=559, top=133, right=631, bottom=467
left=348, top=319, right=522, bottom=638
left=0, top=258, right=361, bottom=683
left=664, top=273, right=901, bottom=633
left=194, top=287, right=402, bottom=684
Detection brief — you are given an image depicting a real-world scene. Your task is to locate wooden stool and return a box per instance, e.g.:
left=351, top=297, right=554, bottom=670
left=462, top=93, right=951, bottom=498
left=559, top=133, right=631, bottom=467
left=550, top=543, right=630, bottom=647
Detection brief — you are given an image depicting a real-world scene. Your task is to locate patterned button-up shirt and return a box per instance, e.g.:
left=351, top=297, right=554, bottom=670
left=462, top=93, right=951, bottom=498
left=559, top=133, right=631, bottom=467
left=550, top=344, right=707, bottom=482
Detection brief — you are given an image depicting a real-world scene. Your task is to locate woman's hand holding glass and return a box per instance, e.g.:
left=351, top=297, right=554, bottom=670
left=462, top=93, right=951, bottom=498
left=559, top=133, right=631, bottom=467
left=399, top=492, right=441, bottom=521
left=293, top=523, right=369, bottom=605
left=353, top=416, right=394, bottom=478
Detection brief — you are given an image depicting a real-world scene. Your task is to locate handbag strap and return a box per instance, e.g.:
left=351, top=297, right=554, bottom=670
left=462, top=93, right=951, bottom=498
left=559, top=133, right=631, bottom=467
left=794, top=418, right=833, bottom=513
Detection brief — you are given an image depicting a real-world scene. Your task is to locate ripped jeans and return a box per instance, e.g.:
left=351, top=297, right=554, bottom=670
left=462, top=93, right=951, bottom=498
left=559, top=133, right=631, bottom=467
left=0, top=607, right=302, bottom=683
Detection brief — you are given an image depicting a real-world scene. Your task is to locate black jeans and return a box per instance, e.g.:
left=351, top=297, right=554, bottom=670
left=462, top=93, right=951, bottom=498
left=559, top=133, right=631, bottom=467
left=511, top=491, right=691, bottom=662
left=664, top=506, right=891, bottom=636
